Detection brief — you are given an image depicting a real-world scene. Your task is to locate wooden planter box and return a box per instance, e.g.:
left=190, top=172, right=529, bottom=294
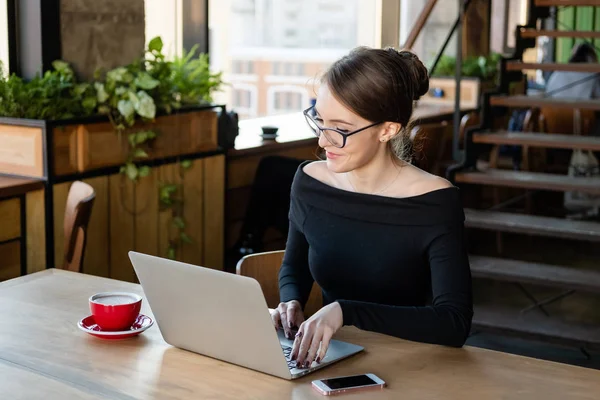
left=0, top=106, right=219, bottom=179
left=420, top=77, right=496, bottom=109
left=0, top=105, right=225, bottom=280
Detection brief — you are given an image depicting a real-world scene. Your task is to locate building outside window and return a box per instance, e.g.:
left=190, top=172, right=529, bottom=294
left=0, top=0, right=9, bottom=76
left=209, top=0, right=379, bottom=120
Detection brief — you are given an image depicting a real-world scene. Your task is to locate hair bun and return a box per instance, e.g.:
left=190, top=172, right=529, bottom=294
left=397, top=50, right=430, bottom=100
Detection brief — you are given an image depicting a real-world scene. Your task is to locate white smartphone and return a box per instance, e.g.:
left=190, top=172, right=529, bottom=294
left=311, top=373, right=386, bottom=396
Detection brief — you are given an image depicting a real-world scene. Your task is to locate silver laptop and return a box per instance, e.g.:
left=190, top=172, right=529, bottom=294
left=128, top=251, right=363, bottom=380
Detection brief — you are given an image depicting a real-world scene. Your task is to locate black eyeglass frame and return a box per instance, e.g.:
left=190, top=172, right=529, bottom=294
left=303, top=105, right=384, bottom=148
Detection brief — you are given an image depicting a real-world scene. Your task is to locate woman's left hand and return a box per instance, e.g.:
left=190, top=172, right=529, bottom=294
left=291, top=301, right=343, bottom=368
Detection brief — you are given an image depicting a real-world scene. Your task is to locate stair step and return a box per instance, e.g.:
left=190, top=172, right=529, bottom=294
left=456, top=169, right=600, bottom=195
left=470, top=255, right=600, bottom=294
left=464, top=208, right=600, bottom=242
left=521, top=29, right=600, bottom=39
left=473, top=305, right=600, bottom=350
left=506, top=61, right=600, bottom=73
left=473, top=131, right=600, bottom=151
left=490, top=95, right=600, bottom=110
left=535, top=0, right=600, bottom=6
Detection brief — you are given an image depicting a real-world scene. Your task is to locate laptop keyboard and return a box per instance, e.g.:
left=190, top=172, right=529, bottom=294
left=281, top=345, right=296, bottom=370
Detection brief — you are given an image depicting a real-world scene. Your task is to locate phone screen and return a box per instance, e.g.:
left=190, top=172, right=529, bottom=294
left=321, top=374, right=378, bottom=390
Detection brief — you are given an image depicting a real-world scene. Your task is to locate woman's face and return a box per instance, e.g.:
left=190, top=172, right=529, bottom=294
left=314, top=84, right=391, bottom=173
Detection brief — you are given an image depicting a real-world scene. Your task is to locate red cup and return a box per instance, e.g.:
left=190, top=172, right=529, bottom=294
left=89, top=292, right=142, bottom=331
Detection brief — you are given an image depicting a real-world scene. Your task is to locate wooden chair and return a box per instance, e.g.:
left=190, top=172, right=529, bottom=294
left=236, top=250, right=323, bottom=316
left=62, top=181, right=96, bottom=272
left=458, top=111, right=480, bottom=150
left=410, top=121, right=452, bottom=176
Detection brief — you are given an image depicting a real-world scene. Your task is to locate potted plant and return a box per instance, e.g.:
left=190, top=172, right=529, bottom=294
left=0, top=37, right=226, bottom=276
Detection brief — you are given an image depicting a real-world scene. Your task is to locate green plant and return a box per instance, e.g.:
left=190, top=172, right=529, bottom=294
left=0, top=36, right=223, bottom=263
left=430, top=52, right=502, bottom=82
left=159, top=159, right=194, bottom=259
left=0, top=60, right=97, bottom=119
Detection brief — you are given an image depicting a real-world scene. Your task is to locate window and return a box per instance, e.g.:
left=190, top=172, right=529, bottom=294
left=231, top=60, right=255, bottom=74
left=209, top=0, right=379, bottom=120
left=233, top=89, right=251, bottom=108
left=399, top=0, right=459, bottom=68
left=0, top=0, right=9, bottom=75
left=274, top=91, right=302, bottom=111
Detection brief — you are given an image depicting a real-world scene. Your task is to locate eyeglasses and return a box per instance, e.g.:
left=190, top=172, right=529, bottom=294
left=303, top=105, right=383, bottom=148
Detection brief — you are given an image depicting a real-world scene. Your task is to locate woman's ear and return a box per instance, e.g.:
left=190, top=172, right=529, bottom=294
left=379, top=122, right=402, bottom=142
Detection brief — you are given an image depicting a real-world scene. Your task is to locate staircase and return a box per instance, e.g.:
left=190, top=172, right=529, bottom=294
left=448, top=0, right=600, bottom=352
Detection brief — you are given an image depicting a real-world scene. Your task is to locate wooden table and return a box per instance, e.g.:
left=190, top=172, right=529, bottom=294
left=0, top=176, right=44, bottom=200
left=1, top=269, right=599, bottom=399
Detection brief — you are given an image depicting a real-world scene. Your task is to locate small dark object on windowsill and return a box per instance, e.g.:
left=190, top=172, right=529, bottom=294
left=261, top=126, right=279, bottom=140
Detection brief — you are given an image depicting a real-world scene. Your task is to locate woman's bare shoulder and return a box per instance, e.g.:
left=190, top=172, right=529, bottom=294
left=302, top=161, right=330, bottom=181
left=397, top=165, right=454, bottom=197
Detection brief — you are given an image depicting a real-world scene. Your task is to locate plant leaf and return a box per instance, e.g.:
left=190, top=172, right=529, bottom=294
left=180, top=232, right=192, bottom=244
left=181, top=159, right=193, bottom=170
left=133, top=148, right=149, bottom=158
left=52, top=60, right=71, bottom=73
left=138, top=165, right=151, bottom=177
left=134, top=72, right=159, bottom=90
left=107, top=67, right=129, bottom=83
left=125, top=163, right=138, bottom=181
left=73, top=83, right=89, bottom=96
left=117, top=99, right=135, bottom=119
left=82, top=96, right=97, bottom=110
left=128, top=133, right=137, bottom=147
left=166, top=246, right=176, bottom=260
left=94, top=82, right=109, bottom=103
left=172, top=216, right=185, bottom=229
left=128, top=91, right=140, bottom=109
left=135, top=91, right=156, bottom=119
left=148, top=37, right=164, bottom=53
left=135, top=130, right=150, bottom=144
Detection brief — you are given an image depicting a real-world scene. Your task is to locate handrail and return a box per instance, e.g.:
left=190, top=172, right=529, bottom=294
left=402, top=0, right=439, bottom=49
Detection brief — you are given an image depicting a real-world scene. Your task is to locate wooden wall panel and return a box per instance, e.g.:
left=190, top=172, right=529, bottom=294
left=181, top=160, right=204, bottom=266
left=0, top=198, right=21, bottom=242
left=157, top=163, right=182, bottom=261
left=109, top=175, right=136, bottom=282
left=134, top=166, right=160, bottom=268
left=26, top=189, right=46, bottom=274
left=52, top=182, right=71, bottom=268
left=82, top=176, right=110, bottom=277
left=203, top=155, right=225, bottom=270
left=0, top=241, right=20, bottom=282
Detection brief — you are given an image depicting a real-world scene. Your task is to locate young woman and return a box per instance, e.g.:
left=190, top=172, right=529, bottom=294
left=270, top=47, right=473, bottom=368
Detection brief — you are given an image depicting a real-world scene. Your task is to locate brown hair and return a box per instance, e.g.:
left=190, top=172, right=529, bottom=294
left=323, top=46, right=429, bottom=161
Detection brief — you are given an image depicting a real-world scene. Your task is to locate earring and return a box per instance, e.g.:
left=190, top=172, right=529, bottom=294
left=380, top=138, right=386, bottom=142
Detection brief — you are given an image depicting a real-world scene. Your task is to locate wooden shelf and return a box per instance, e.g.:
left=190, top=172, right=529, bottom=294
left=490, top=95, right=600, bottom=110
left=456, top=169, right=600, bottom=195
left=535, top=0, right=600, bottom=6
left=464, top=208, right=600, bottom=242
left=520, top=29, right=600, bottom=39
left=470, top=255, right=600, bottom=294
left=473, top=131, right=600, bottom=151
left=473, top=305, right=600, bottom=350
left=506, top=61, right=600, bottom=73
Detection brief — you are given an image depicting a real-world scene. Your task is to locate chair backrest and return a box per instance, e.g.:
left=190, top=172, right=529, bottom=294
left=410, top=121, right=452, bottom=176
left=62, top=181, right=96, bottom=272
left=236, top=250, right=323, bottom=316
left=538, top=107, right=595, bottom=135
left=458, top=111, right=480, bottom=149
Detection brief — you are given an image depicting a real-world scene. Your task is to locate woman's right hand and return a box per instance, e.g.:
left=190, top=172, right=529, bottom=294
left=270, top=300, right=305, bottom=339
